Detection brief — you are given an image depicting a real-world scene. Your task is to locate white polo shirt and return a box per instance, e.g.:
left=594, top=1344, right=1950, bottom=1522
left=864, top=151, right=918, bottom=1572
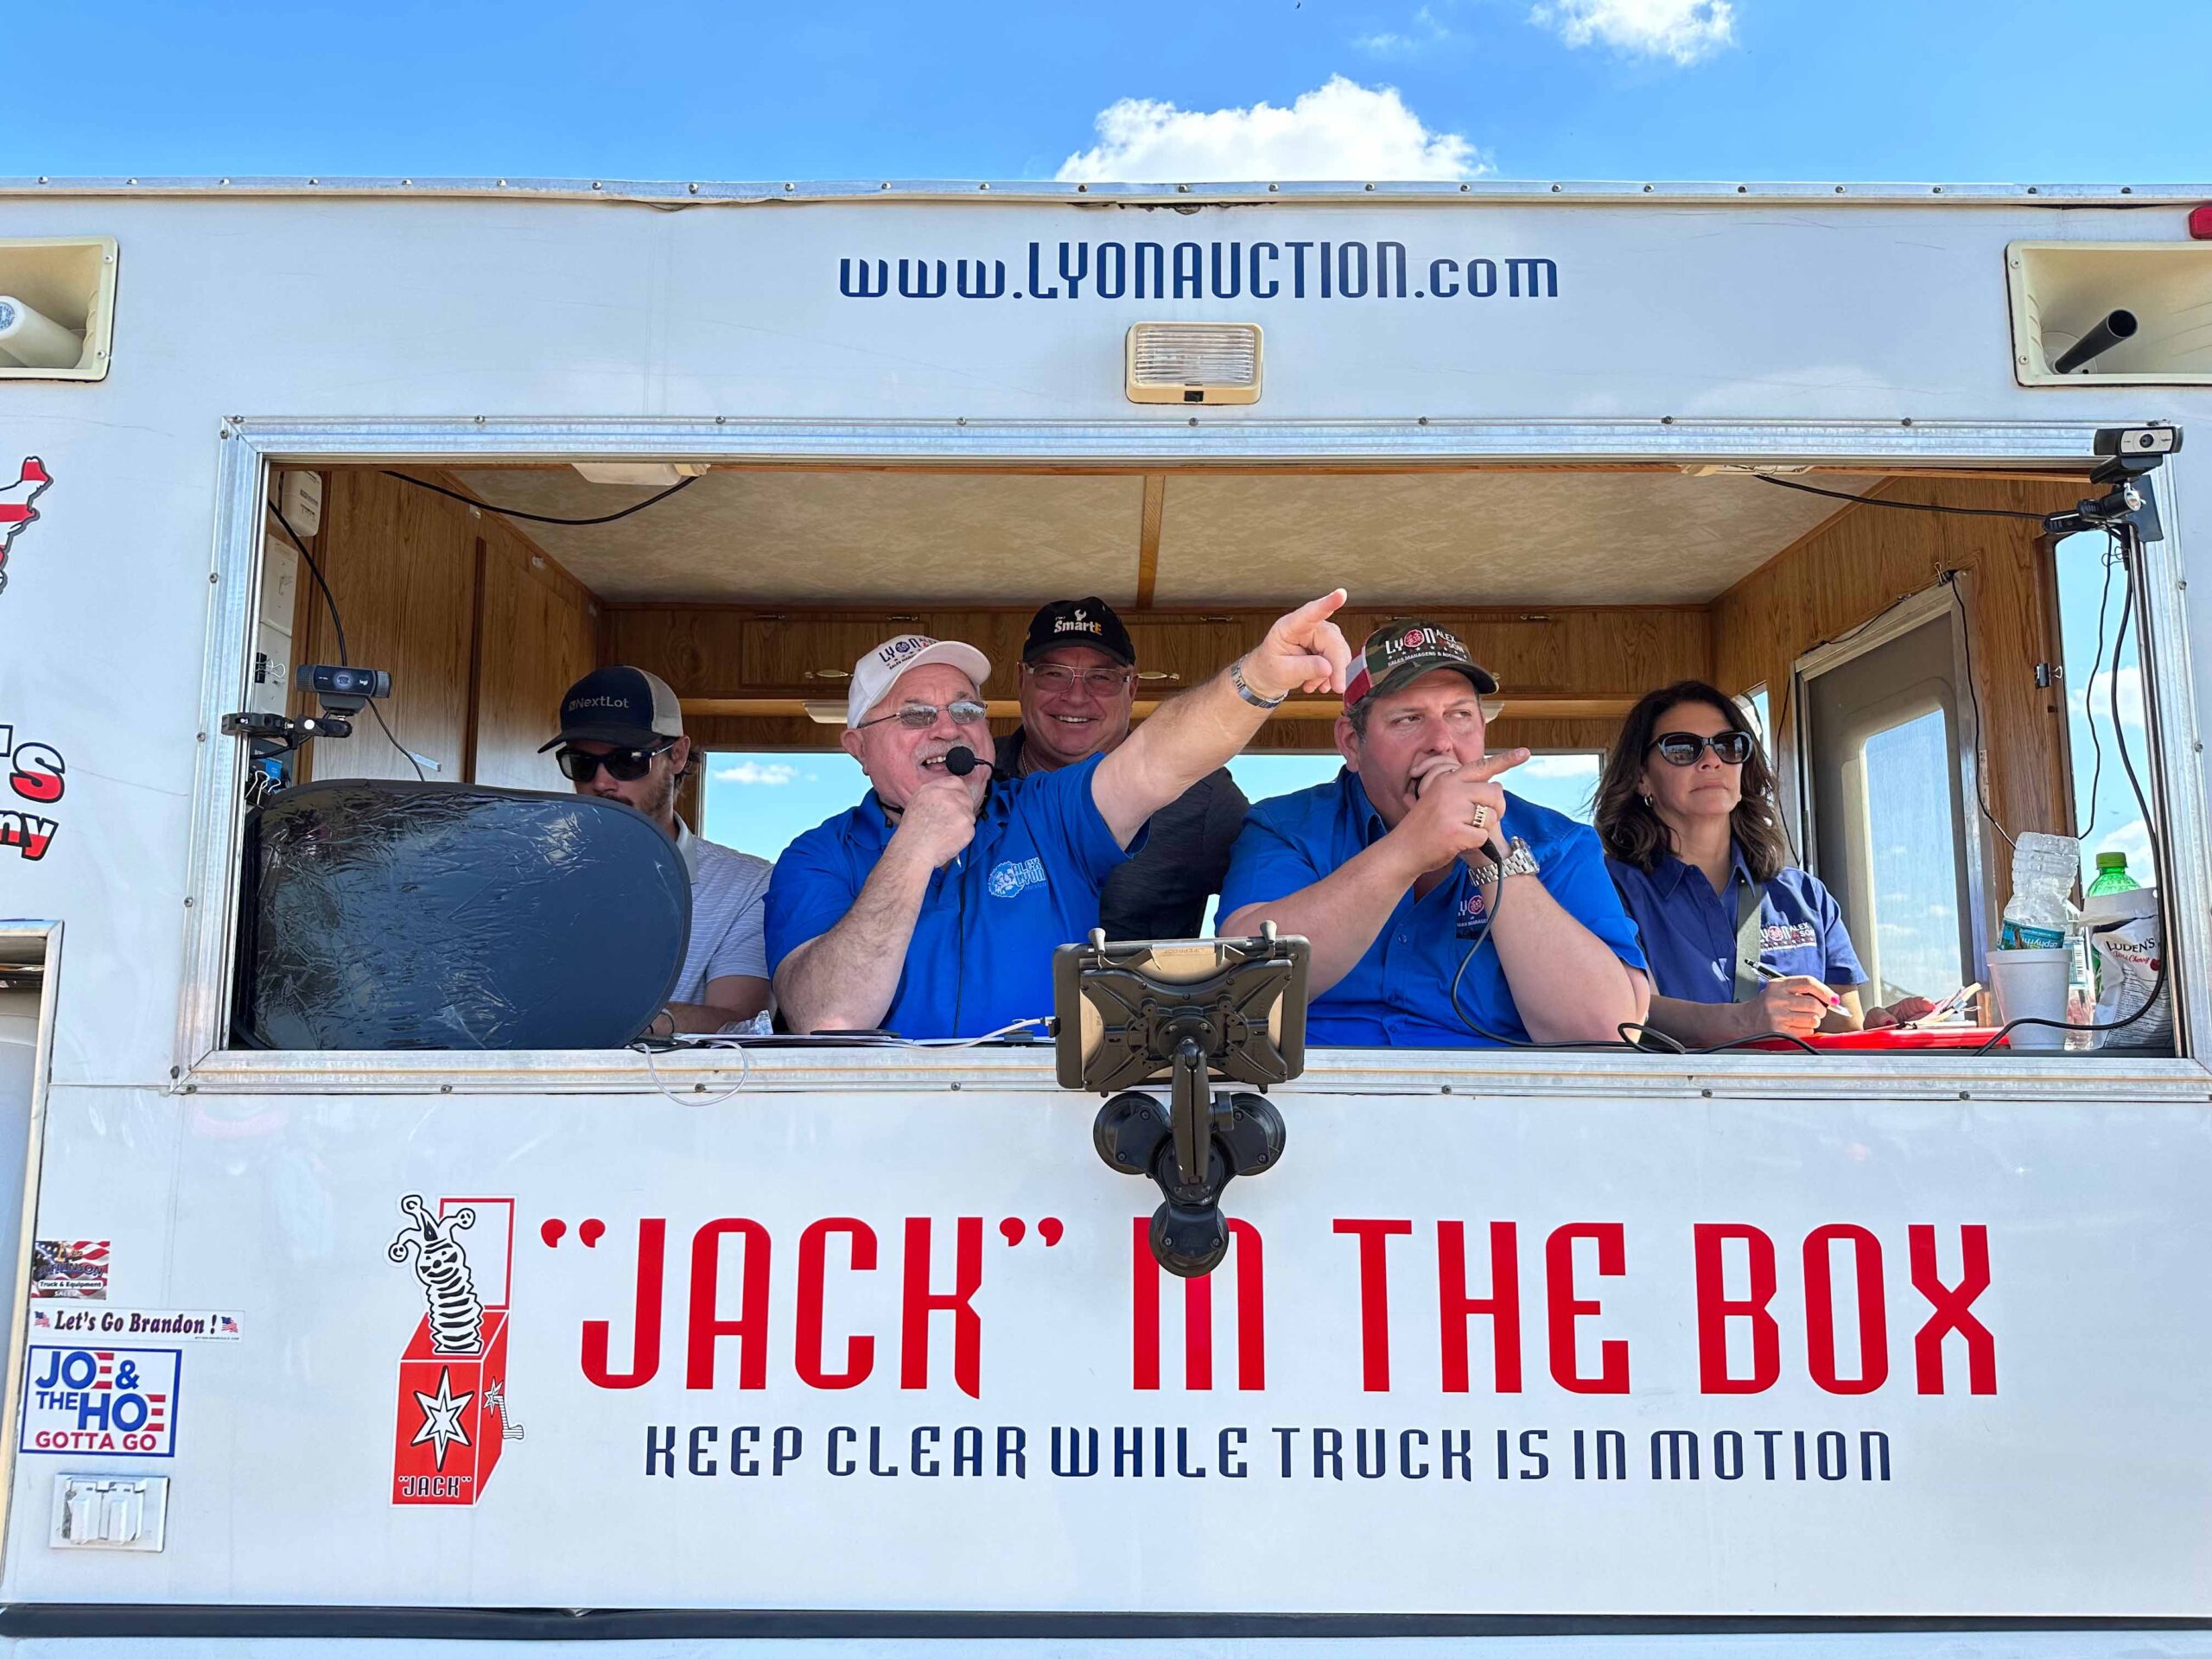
left=673, top=823, right=773, bottom=1004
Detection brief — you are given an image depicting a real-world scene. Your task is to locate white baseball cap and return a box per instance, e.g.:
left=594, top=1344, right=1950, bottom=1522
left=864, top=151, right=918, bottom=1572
left=847, top=633, right=993, bottom=728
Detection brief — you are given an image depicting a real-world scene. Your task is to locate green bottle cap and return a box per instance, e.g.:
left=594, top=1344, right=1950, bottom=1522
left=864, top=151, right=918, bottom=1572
left=2096, top=852, right=2129, bottom=870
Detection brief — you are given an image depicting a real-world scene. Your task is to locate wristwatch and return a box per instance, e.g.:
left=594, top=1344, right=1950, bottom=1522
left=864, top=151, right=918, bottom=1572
left=1467, top=836, right=1539, bottom=887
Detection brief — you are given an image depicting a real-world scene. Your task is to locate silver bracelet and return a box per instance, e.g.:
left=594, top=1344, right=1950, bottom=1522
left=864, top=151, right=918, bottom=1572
left=1230, top=656, right=1287, bottom=709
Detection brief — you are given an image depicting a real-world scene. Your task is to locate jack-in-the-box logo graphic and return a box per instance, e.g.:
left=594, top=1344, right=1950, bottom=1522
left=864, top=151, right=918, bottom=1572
left=388, top=1194, right=523, bottom=1505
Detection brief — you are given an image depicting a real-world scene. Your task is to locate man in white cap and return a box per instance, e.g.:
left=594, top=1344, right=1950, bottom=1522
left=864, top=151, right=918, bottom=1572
left=543, top=664, right=771, bottom=1033
left=766, top=593, right=1356, bottom=1039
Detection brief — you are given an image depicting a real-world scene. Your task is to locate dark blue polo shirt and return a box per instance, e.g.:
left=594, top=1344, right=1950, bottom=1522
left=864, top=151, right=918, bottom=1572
left=1605, top=843, right=1866, bottom=1004
left=765, top=755, right=1135, bottom=1039
left=1217, top=768, right=1648, bottom=1047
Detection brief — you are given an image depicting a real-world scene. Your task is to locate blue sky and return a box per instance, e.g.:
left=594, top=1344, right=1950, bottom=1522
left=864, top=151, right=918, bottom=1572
left=8, top=1, right=2211, bottom=185
left=14, top=2, right=2169, bottom=946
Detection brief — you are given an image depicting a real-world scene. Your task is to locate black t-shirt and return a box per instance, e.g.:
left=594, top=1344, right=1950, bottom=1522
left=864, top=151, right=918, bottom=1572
left=994, top=728, right=1249, bottom=940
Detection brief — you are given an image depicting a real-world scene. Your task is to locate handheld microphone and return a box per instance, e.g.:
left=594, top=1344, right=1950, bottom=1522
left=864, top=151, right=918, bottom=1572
left=944, top=745, right=992, bottom=778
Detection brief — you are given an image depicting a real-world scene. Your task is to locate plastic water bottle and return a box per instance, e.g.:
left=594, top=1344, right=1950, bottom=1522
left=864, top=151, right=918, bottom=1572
left=1998, top=831, right=2080, bottom=950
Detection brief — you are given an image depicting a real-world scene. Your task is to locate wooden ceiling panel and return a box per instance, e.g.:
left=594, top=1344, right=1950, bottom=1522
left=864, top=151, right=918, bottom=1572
left=1148, top=472, right=1883, bottom=607
left=442, top=469, right=1147, bottom=605
left=434, top=466, right=1885, bottom=610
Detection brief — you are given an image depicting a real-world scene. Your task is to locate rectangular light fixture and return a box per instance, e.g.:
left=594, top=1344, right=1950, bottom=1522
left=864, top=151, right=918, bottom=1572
left=570, top=462, right=713, bottom=486
left=1125, top=322, right=1262, bottom=405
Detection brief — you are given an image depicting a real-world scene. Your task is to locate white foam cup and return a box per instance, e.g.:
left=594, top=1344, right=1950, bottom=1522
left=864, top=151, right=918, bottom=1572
left=1987, top=947, right=2071, bottom=1051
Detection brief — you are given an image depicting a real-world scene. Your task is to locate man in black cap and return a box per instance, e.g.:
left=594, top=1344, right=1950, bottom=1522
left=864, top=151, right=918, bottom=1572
left=543, top=665, right=772, bottom=1033
left=995, top=596, right=1248, bottom=940
left=1217, top=620, right=1648, bottom=1046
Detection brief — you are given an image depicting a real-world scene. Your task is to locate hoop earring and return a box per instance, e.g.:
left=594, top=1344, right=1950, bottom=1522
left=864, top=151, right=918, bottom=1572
left=1639, top=791, right=1654, bottom=809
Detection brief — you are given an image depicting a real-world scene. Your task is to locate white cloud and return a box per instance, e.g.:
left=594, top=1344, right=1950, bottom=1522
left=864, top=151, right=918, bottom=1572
left=1056, top=77, right=1487, bottom=184
left=1357, top=5, right=1451, bottom=56
left=714, top=760, right=798, bottom=786
left=2075, top=664, right=2147, bottom=729
left=1529, top=0, right=1735, bottom=64
left=2094, top=817, right=2152, bottom=871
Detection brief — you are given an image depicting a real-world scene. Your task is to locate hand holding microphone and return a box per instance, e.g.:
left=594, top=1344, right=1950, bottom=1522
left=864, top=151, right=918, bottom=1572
left=893, top=746, right=993, bottom=869
left=1399, top=748, right=1528, bottom=872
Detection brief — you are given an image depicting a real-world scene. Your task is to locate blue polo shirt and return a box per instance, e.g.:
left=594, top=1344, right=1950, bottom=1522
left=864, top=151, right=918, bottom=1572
left=765, top=755, right=1135, bottom=1039
left=1605, top=843, right=1866, bottom=1005
left=1217, top=768, right=1647, bottom=1047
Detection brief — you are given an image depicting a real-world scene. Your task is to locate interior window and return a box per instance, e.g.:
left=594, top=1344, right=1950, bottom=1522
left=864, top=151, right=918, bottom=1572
left=1800, top=593, right=1982, bottom=1004
left=1854, top=700, right=1966, bottom=1004
left=702, top=751, right=866, bottom=861
left=1509, top=751, right=1602, bottom=823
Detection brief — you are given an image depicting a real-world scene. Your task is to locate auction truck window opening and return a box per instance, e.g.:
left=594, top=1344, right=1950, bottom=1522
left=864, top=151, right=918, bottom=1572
left=177, top=421, right=2206, bottom=1087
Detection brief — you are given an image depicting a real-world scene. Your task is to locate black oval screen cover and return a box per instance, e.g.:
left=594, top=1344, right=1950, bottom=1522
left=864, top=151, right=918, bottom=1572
left=236, top=780, right=690, bottom=1050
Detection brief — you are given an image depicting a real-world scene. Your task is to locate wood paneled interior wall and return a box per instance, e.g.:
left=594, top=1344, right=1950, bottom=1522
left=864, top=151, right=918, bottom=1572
left=288, top=470, right=598, bottom=790
left=608, top=602, right=1713, bottom=747
left=1710, top=474, right=2082, bottom=850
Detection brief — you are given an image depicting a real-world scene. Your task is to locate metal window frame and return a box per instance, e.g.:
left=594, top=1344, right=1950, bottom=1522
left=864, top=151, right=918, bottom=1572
left=1792, top=580, right=1996, bottom=995
left=177, top=416, right=2212, bottom=1091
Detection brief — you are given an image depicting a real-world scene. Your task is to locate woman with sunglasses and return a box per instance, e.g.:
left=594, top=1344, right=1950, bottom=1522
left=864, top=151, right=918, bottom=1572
left=1596, top=680, right=1925, bottom=1045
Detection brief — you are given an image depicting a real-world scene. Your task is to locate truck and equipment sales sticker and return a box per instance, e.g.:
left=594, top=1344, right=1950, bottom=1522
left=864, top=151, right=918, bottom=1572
left=30, top=1239, right=109, bottom=1300
left=18, top=1345, right=181, bottom=1457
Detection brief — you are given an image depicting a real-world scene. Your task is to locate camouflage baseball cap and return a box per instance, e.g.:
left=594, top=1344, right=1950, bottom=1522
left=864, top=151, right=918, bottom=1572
left=1343, top=619, right=1499, bottom=711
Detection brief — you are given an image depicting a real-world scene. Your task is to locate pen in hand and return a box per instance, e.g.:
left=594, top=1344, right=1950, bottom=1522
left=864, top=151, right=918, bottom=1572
left=1753, top=960, right=1840, bottom=1007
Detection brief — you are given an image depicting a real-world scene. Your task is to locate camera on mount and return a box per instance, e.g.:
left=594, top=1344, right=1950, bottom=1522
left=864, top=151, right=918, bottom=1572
left=1055, top=925, right=1309, bottom=1278
left=219, top=663, right=394, bottom=783
left=299, top=664, right=391, bottom=711
left=2044, top=425, right=2182, bottom=540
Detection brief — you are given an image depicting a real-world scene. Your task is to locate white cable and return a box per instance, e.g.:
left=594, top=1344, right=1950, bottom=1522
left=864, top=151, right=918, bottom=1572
left=629, top=1039, right=751, bottom=1107
left=912, top=1016, right=1052, bottom=1048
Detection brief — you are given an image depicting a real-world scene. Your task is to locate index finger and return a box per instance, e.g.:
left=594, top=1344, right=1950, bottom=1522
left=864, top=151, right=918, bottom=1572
left=1285, top=588, right=1349, bottom=627
left=1465, top=747, right=1530, bottom=782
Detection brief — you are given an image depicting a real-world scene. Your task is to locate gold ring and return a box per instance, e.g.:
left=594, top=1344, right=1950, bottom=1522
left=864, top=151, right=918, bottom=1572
left=1470, top=804, right=1490, bottom=831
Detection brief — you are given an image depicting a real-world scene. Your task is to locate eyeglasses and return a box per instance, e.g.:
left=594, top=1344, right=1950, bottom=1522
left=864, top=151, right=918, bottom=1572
left=855, top=699, right=991, bottom=732
left=556, top=741, right=674, bottom=783
left=1025, top=664, right=1133, bottom=694
left=1648, top=730, right=1755, bottom=766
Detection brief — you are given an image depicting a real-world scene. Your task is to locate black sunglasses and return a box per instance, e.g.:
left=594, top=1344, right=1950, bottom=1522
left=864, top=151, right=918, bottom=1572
left=556, top=741, right=674, bottom=783
left=1648, top=729, right=1755, bottom=767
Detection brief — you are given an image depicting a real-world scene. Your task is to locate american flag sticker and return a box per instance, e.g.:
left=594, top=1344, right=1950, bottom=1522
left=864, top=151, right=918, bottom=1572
left=30, top=1239, right=110, bottom=1301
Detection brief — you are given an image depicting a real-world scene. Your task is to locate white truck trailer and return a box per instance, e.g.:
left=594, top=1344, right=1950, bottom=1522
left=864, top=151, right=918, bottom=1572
left=0, top=176, right=2209, bottom=1651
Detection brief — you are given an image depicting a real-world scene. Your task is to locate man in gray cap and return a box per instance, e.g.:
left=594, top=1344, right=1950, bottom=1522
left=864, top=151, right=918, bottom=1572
left=995, top=596, right=1248, bottom=940
left=543, top=664, right=771, bottom=1033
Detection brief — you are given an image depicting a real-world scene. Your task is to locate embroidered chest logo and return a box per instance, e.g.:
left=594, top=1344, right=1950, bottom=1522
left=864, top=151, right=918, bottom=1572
left=988, top=856, right=1046, bottom=899
left=1760, top=922, right=1820, bottom=953
left=1454, top=884, right=1490, bottom=938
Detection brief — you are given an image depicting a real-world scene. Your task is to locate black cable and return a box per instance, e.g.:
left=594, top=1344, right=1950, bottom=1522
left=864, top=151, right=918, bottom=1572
left=268, top=498, right=425, bottom=782
left=1943, top=569, right=2017, bottom=850
left=2074, top=538, right=2120, bottom=842
left=382, top=469, right=701, bottom=525
left=1695, top=1028, right=1821, bottom=1056
left=1975, top=523, right=2168, bottom=1055
left=269, top=503, right=346, bottom=667
left=1750, top=474, right=2050, bottom=522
